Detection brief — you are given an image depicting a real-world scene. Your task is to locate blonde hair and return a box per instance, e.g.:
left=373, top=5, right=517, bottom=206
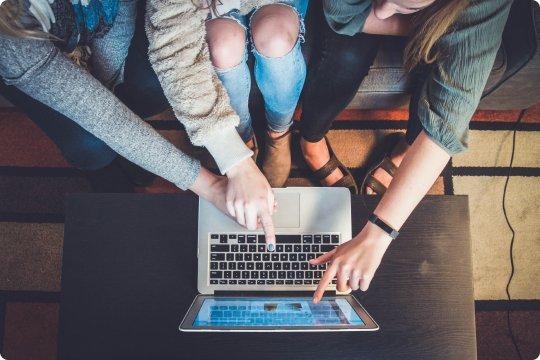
left=0, top=0, right=49, bottom=39
left=404, top=0, right=470, bottom=72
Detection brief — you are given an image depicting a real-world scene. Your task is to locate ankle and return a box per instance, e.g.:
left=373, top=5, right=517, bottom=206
left=300, top=138, right=326, bottom=158
left=267, top=129, right=289, bottom=140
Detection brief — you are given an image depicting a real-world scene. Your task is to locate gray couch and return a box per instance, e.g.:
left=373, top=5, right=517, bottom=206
left=348, top=0, right=540, bottom=110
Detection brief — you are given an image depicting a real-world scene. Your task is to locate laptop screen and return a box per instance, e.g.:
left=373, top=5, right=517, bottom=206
left=193, top=297, right=365, bottom=327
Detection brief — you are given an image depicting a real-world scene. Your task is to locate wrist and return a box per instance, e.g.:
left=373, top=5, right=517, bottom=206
left=362, top=222, right=393, bottom=247
left=190, top=167, right=221, bottom=200
left=226, top=157, right=254, bottom=178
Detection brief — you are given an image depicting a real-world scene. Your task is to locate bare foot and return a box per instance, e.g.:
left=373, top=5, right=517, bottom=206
left=365, top=138, right=410, bottom=194
left=300, top=137, right=344, bottom=186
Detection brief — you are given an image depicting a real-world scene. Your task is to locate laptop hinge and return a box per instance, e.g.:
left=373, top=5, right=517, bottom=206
left=214, top=290, right=337, bottom=297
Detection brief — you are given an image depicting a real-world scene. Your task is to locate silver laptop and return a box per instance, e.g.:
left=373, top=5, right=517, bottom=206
left=180, top=187, right=379, bottom=332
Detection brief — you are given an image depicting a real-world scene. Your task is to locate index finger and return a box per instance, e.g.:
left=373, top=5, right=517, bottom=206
left=313, top=262, right=338, bottom=304
left=259, top=210, right=276, bottom=251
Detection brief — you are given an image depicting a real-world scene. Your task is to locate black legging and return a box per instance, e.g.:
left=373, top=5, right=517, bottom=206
left=300, top=2, right=425, bottom=145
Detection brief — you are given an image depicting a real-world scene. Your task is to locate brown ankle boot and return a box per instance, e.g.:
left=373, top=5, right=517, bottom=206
left=261, top=131, right=292, bottom=187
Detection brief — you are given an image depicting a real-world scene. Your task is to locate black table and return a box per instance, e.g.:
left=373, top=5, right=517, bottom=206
left=59, top=194, right=476, bottom=360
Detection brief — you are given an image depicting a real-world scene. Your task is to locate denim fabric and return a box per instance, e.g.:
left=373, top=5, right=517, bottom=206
left=214, top=0, right=308, bottom=141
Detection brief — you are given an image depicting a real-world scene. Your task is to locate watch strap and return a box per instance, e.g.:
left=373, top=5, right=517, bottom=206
left=368, top=214, right=399, bottom=240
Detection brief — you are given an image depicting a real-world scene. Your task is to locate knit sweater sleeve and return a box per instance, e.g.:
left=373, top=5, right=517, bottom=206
left=145, top=0, right=253, bottom=174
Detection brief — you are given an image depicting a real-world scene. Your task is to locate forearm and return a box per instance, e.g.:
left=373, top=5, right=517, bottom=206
left=372, top=131, right=450, bottom=231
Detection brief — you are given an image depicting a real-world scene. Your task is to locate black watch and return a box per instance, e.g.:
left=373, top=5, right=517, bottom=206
left=368, top=214, right=399, bottom=240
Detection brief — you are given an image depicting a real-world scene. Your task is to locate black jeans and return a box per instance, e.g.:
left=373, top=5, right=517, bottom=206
left=0, top=0, right=168, bottom=170
left=300, top=3, right=425, bottom=145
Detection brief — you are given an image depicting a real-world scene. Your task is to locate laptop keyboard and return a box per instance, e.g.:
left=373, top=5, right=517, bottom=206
left=208, top=234, right=339, bottom=286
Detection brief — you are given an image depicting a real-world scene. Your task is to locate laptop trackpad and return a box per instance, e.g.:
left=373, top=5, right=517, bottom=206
left=273, top=193, right=300, bottom=228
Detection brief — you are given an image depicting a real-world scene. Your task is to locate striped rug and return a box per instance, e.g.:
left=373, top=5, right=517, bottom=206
left=0, top=106, right=538, bottom=359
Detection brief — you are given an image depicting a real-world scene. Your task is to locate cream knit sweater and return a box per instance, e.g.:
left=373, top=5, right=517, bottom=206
left=145, top=0, right=279, bottom=174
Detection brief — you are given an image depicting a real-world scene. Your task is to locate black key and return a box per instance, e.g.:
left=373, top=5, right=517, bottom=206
left=332, top=279, right=337, bottom=284
left=233, top=271, right=241, bottom=279
left=307, top=253, right=315, bottom=261
left=238, top=262, right=246, bottom=270
left=239, top=280, right=247, bottom=285
left=313, top=280, right=320, bottom=284
left=260, top=271, right=268, bottom=279
left=247, top=263, right=254, bottom=270
left=257, top=280, right=265, bottom=285
left=248, top=280, right=256, bottom=285
left=231, top=245, right=239, bottom=252
left=276, top=245, right=284, bottom=252
left=292, top=263, right=300, bottom=270
left=302, top=245, right=310, bottom=253
left=273, top=263, right=282, bottom=270
left=301, top=263, right=308, bottom=270
left=309, top=264, right=317, bottom=270
left=287, top=271, right=295, bottom=279
left=211, top=253, right=224, bottom=261
left=210, top=244, right=230, bottom=252
left=323, top=235, right=331, bottom=243
left=294, top=245, right=301, bottom=252
left=280, top=254, right=288, bottom=261
left=220, top=235, right=228, bottom=243
left=276, top=235, right=301, bottom=243
left=276, top=280, right=285, bottom=285
left=258, top=235, right=266, bottom=243
left=296, top=271, right=304, bottom=279
left=242, top=271, right=250, bottom=278
left=226, top=253, right=234, bottom=261
left=258, top=245, right=266, bottom=252
left=302, top=235, right=313, bottom=243
left=229, top=234, right=237, bottom=240
left=210, top=262, right=218, bottom=270
left=251, top=271, right=259, bottom=279
left=254, top=254, right=261, bottom=261
left=299, top=254, right=307, bottom=261
left=219, top=280, right=227, bottom=285
left=245, top=253, right=252, bottom=261
left=210, top=280, right=218, bottom=284
left=285, top=245, right=293, bottom=252
left=210, top=271, right=222, bottom=278
left=228, top=262, right=236, bottom=270
left=265, top=263, right=272, bottom=270
left=318, top=264, right=327, bottom=270
left=247, top=235, right=257, bottom=243
left=266, top=280, right=275, bottom=285
left=224, top=271, right=231, bottom=279
left=321, top=245, right=335, bottom=252
left=314, top=235, right=322, bottom=243
left=271, top=254, right=279, bottom=261
left=312, top=245, right=320, bottom=253
left=290, top=254, right=298, bottom=261
left=304, top=280, right=313, bottom=285
left=249, top=245, right=257, bottom=253
left=294, top=280, right=303, bottom=285
left=269, top=271, right=277, bottom=279
left=238, top=235, right=246, bottom=243
left=285, top=280, right=294, bottom=285
left=305, top=272, right=313, bottom=279
left=278, top=271, right=286, bottom=279
left=314, top=271, right=322, bottom=279
left=262, top=254, right=270, bottom=261
left=211, top=234, right=219, bottom=240
left=331, top=234, right=339, bottom=243
left=229, top=280, right=237, bottom=284
left=235, top=253, right=243, bottom=261
left=219, top=262, right=227, bottom=270
left=240, top=245, right=248, bottom=252
left=256, top=263, right=263, bottom=270
left=211, top=244, right=229, bottom=252
left=283, top=263, right=291, bottom=270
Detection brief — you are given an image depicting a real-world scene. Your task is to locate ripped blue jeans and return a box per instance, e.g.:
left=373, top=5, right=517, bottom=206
left=213, top=0, right=308, bottom=142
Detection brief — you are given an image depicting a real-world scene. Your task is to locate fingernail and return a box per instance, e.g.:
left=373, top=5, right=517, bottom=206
left=267, top=243, right=275, bottom=252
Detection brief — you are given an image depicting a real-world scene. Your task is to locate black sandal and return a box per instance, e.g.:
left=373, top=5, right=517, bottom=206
left=309, top=136, right=359, bottom=195
left=361, top=132, right=405, bottom=195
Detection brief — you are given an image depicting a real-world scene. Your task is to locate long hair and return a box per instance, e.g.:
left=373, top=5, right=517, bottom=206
left=0, top=0, right=50, bottom=39
left=404, top=0, right=470, bottom=72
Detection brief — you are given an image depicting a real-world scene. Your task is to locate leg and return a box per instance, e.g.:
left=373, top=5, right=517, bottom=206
left=206, top=17, right=254, bottom=146
left=251, top=3, right=306, bottom=136
left=300, top=7, right=380, bottom=186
